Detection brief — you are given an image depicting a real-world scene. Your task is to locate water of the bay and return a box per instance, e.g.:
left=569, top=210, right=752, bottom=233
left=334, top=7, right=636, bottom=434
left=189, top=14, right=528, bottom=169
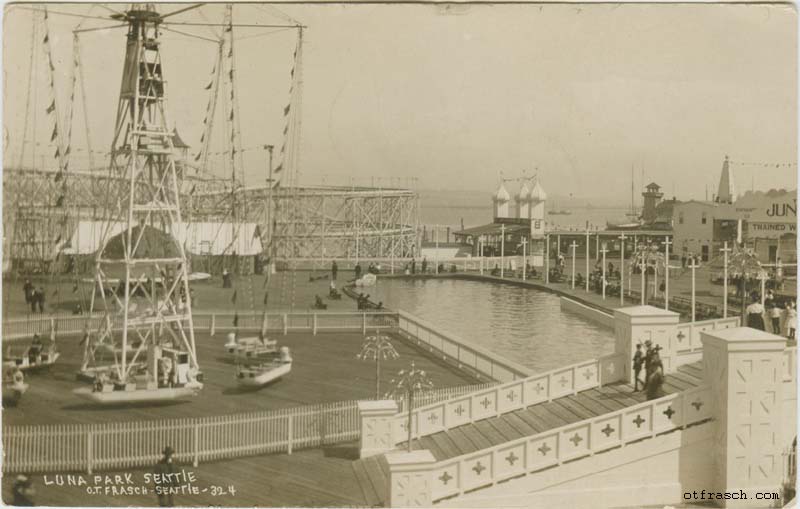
left=369, top=278, right=616, bottom=373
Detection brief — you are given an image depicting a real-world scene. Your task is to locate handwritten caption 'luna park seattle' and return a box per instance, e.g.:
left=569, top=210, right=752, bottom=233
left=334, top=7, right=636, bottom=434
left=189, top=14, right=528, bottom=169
left=43, top=470, right=236, bottom=497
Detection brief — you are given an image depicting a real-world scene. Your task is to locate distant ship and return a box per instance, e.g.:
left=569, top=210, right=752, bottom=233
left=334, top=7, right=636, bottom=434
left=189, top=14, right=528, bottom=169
left=548, top=210, right=572, bottom=216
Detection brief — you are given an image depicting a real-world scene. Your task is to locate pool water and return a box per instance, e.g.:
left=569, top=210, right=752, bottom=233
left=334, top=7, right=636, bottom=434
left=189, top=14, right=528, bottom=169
left=368, top=278, right=615, bottom=373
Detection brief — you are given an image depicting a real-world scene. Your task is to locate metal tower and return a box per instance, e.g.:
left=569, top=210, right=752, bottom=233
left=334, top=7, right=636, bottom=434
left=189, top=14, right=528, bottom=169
left=89, top=6, right=200, bottom=386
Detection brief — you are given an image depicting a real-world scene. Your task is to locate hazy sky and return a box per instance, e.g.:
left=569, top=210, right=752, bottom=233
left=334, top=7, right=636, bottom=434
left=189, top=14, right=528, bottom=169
left=3, top=2, right=797, bottom=203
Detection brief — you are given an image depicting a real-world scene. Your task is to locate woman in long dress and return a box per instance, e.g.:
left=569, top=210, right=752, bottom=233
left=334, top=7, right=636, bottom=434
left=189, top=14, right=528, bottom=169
left=746, top=296, right=766, bottom=331
left=786, top=302, right=797, bottom=340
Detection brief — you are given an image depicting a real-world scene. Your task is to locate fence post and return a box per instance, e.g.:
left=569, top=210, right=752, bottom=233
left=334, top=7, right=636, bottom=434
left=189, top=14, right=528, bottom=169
left=193, top=423, right=199, bottom=467
left=287, top=415, right=294, bottom=455
left=283, top=314, right=288, bottom=335
left=362, top=313, right=367, bottom=335
left=210, top=313, right=216, bottom=336
left=86, top=431, right=94, bottom=475
left=50, top=317, right=56, bottom=341
left=313, top=313, right=318, bottom=336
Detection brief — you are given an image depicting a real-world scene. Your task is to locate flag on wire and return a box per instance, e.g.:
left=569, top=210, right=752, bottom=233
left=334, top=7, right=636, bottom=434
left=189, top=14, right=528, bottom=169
left=290, top=67, right=294, bottom=78
left=43, top=33, right=49, bottom=44
left=229, top=70, right=233, bottom=80
left=51, top=126, right=58, bottom=142
left=225, top=25, right=232, bottom=32
left=274, top=163, right=283, bottom=174
left=54, top=171, right=63, bottom=182
left=230, top=110, right=234, bottom=121
left=64, top=145, right=70, bottom=156
left=72, top=283, right=79, bottom=293
left=194, top=152, right=202, bottom=162
left=283, top=104, right=291, bottom=116
left=205, top=81, right=212, bottom=90
left=54, top=147, right=60, bottom=159
left=283, top=125, right=289, bottom=135
left=46, top=101, right=56, bottom=114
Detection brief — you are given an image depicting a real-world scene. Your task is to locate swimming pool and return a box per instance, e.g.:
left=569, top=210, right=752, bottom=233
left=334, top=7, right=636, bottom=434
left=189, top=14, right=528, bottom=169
left=368, top=278, right=615, bottom=372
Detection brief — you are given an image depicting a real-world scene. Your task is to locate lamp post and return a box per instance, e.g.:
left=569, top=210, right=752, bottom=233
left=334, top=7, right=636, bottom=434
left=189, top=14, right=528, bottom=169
left=500, top=224, right=506, bottom=278
left=664, top=236, right=672, bottom=310
left=570, top=241, right=578, bottom=289
left=720, top=241, right=730, bottom=318
left=479, top=236, right=484, bottom=275
left=601, top=243, right=608, bottom=300
left=758, top=269, right=769, bottom=307
left=585, top=230, right=590, bottom=292
left=357, top=331, right=399, bottom=399
left=618, top=233, right=627, bottom=306
left=434, top=227, right=439, bottom=275
left=688, top=256, right=700, bottom=322
left=639, top=244, right=646, bottom=305
left=522, top=237, right=528, bottom=281
left=545, top=234, right=550, bottom=284
left=387, top=361, right=434, bottom=452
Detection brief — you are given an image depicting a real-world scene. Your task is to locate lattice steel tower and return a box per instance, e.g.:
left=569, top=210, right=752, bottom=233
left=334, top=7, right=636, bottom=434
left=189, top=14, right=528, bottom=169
left=89, top=5, right=200, bottom=387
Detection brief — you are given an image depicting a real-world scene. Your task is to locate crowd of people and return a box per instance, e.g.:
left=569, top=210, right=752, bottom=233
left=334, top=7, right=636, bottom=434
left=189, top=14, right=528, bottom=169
left=746, top=290, right=797, bottom=339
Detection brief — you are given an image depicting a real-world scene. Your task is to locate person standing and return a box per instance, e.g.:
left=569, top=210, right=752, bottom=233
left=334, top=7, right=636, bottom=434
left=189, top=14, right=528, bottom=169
left=643, top=340, right=654, bottom=390
left=769, top=303, right=783, bottom=335
left=421, top=258, right=428, bottom=274
left=36, top=287, right=46, bottom=313
left=632, top=344, right=644, bottom=392
left=354, top=263, right=362, bottom=280
left=331, top=260, right=338, bottom=281
left=746, top=296, right=766, bottom=331
left=154, top=446, right=177, bottom=507
left=786, top=301, right=796, bottom=340
left=411, top=258, right=416, bottom=274
left=29, top=288, right=39, bottom=313
left=23, top=279, right=33, bottom=306
left=646, top=359, right=665, bottom=401
left=681, top=254, right=687, bottom=269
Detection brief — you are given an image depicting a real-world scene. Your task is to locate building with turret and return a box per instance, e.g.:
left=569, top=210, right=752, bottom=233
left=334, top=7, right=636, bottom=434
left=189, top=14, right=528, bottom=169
left=454, top=179, right=548, bottom=265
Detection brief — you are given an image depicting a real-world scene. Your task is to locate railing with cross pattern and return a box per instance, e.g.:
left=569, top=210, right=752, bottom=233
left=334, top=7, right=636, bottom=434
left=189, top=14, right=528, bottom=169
left=392, top=352, right=625, bottom=446
left=673, top=316, right=741, bottom=355
left=428, top=385, right=712, bottom=502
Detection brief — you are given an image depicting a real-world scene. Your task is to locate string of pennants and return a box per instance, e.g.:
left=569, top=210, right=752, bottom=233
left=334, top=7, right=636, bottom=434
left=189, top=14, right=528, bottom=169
left=271, top=35, right=301, bottom=190
left=728, top=160, right=797, bottom=168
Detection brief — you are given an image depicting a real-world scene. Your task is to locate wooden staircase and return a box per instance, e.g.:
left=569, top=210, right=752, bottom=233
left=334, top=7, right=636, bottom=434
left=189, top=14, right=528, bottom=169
left=352, top=361, right=705, bottom=505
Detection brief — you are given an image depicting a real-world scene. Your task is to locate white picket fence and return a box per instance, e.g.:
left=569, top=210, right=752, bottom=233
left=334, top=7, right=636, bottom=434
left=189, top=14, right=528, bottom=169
left=393, top=353, right=625, bottom=445
left=2, top=310, right=400, bottom=341
left=3, top=400, right=359, bottom=474
left=429, top=385, right=713, bottom=502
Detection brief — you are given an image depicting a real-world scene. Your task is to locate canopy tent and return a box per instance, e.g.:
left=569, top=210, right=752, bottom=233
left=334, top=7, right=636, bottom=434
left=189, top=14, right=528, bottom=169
left=61, top=220, right=263, bottom=257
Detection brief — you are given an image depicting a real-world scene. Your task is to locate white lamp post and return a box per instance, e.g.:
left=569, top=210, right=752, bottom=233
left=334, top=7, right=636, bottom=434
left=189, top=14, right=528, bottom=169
left=618, top=233, right=627, bottom=306
left=688, top=256, right=700, bottom=322
left=522, top=237, right=528, bottom=281
left=545, top=234, right=550, bottom=284
left=601, top=243, right=608, bottom=300
left=434, top=227, right=439, bottom=275
left=758, top=270, right=769, bottom=307
left=639, top=244, right=645, bottom=305
left=570, top=241, right=578, bottom=289
left=585, top=230, right=590, bottom=292
left=664, top=236, right=672, bottom=310
left=500, top=224, right=506, bottom=278
left=720, top=241, right=730, bottom=318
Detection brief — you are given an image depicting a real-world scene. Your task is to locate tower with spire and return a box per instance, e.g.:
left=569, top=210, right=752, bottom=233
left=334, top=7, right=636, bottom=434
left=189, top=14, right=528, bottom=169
left=516, top=181, right=531, bottom=220
left=715, top=155, right=735, bottom=204
left=529, top=180, right=547, bottom=237
left=493, top=183, right=511, bottom=220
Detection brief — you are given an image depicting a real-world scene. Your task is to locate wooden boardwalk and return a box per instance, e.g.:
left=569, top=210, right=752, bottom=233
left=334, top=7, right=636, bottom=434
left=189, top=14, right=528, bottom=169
left=2, top=443, right=372, bottom=507
left=352, top=362, right=706, bottom=506
left=3, top=330, right=475, bottom=426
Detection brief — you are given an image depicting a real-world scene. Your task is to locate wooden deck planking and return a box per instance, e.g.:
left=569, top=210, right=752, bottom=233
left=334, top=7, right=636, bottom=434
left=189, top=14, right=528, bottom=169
left=4, top=330, right=476, bottom=427
left=405, top=364, right=706, bottom=463
left=3, top=445, right=369, bottom=508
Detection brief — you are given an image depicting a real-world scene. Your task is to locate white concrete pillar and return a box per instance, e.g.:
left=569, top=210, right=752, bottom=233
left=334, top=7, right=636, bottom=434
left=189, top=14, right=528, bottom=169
left=357, top=400, right=399, bottom=458
left=614, top=305, right=680, bottom=383
left=385, top=450, right=437, bottom=507
left=700, top=327, right=787, bottom=508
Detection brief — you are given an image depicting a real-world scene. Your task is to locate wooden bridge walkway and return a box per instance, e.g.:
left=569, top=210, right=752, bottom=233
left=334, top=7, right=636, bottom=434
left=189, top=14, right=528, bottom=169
left=352, top=361, right=706, bottom=506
